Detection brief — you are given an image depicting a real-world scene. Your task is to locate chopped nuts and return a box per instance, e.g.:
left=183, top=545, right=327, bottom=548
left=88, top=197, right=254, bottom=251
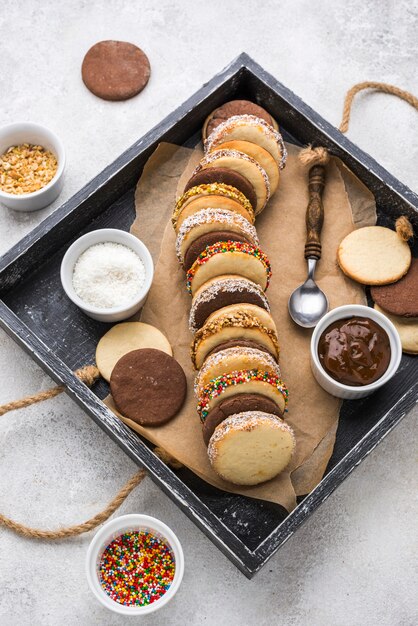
left=0, top=143, right=58, bottom=195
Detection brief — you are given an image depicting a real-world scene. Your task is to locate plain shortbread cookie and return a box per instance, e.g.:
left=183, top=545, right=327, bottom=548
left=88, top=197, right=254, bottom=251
left=337, top=226, right=411, bottom=285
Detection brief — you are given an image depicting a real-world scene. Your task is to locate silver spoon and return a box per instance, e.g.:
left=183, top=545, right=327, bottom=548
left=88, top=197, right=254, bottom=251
left=288, top=164, right=329, bottom=328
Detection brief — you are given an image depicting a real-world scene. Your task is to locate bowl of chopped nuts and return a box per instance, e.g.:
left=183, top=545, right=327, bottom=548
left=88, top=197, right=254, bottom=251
left=0, top=122, right=65, bottom=211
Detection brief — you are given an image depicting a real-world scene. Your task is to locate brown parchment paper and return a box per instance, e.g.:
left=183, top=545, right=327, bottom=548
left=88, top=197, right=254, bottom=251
left=104, top=141, right=376, bottom=511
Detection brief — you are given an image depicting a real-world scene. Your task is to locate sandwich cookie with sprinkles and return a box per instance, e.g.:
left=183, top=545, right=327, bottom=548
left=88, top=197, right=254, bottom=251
left=197, top=369, right=288, bottom=422
left=194, top=344, right=281, bottom=396
left=186, top=240, right=272, bottom=295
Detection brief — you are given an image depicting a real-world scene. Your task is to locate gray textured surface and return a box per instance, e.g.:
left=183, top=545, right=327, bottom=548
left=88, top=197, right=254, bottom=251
left=1, top=1, right=418, bottom=624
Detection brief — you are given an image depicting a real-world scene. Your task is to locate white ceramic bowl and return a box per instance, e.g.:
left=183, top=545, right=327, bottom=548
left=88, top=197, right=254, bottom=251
left=0, top=122, right=65, bottom=211
left=60, top=228, right=154, bottom=322
left=310, top=304, right=402, bottom=399
left=86, top=514, right=184, bottom=616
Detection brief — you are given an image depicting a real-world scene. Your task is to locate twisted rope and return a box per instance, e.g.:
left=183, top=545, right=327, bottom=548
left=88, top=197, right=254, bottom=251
left=0, top=365, right=100, bottom=416
left=0, top=470, right=146, bottom=540
left=0, top=365, right=179, bottom=539
left=339, top=81, right=418, bottom=133
left=300, top=80, right=418, bottom=166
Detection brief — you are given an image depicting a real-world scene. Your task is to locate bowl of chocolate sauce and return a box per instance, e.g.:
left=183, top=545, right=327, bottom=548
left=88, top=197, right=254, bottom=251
left=311, top=305, right=402, bottom=399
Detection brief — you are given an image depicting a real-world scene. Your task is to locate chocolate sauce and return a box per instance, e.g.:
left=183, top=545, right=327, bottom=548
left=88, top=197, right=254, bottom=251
left=318, top=316, right=391, bottom=386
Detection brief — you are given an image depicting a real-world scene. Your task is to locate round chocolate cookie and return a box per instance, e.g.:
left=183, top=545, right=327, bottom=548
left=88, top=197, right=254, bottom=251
left=183, top=231, right=250, bottom=271
left=204, top=100, right=273, bottom=140
left=207, top=338, right=273, bottom=358
left=184, top=167, right=257, bottom=213
left=110, top=348, right=186, bottom=426
left=189, top=276, right=270, bottom=331
left=202, top=394, right=282, bottom=446
left=371, top=258, right=418, bottom=317
left=82, top=40, right=150, bottom=101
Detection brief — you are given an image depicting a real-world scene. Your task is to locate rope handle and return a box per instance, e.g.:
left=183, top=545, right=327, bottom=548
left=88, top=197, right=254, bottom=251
left=339, top=81, right=418, bottom=133
left=0, top=365, right=179, bottom=540
left=300, top=80, right=418, bottom=166
left=299, top=81, right=416, bottom=240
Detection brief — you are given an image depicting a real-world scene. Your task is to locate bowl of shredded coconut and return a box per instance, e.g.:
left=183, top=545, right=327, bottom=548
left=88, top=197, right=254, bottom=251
left=60, top=228, right=154, bottom=322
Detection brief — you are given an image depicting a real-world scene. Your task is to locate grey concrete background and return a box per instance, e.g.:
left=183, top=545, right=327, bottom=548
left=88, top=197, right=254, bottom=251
left=0, top=1, right=417, bottom=624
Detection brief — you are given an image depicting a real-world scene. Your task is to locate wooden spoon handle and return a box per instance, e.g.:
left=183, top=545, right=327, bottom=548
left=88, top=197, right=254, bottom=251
left=304, top=164, right=326, bottom=259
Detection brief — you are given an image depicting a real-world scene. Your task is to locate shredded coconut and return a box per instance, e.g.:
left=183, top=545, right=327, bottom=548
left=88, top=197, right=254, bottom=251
left=72, top=242, right=146, bottom=309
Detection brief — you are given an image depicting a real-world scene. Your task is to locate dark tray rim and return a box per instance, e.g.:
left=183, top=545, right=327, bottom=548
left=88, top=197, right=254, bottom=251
left=0, top=53, right=417, bottom=578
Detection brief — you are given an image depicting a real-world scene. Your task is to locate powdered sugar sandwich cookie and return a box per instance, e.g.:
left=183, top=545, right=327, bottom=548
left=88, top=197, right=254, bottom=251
left=207, top=411, right=295, bottom=486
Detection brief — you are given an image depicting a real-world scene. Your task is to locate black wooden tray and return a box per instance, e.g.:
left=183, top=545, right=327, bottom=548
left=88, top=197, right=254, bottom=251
left=1, top=54, right=417, bottom=578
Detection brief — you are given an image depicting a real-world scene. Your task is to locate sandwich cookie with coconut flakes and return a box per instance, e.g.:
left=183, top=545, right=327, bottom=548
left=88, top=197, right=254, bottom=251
left=207, top=411, right=295, bottom=486
left=204, top=114, right=287, bottom=172
left=202, top=99, right=277, bottom=140
left=202, top=394, right=283, bottom=446
left=189, top=275, right=270, bottom=332
left=192, top=149, right=270, bottom=215
left=175, top=208, right=258, bottom=266
left=207, top=139, right=280, bottom=195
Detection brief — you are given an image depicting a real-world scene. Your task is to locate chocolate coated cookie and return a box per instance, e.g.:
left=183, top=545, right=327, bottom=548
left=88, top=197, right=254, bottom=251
left=183, top=231, right=250, bottom=271
left=110, top=348, right=186, bottom=426
left=82, top=40, right=150, bottom=101
left=371, top=258, right=418, bottom=317
left=190, top=276, right=270, bottom=331
left=202, top=394, right=283, bottom=445
left=184, top=167, right=257, bottom=212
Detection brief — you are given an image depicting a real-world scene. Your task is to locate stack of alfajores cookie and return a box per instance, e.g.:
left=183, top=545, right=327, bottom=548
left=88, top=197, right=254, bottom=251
left=172, top=100, right=296, bottom=486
